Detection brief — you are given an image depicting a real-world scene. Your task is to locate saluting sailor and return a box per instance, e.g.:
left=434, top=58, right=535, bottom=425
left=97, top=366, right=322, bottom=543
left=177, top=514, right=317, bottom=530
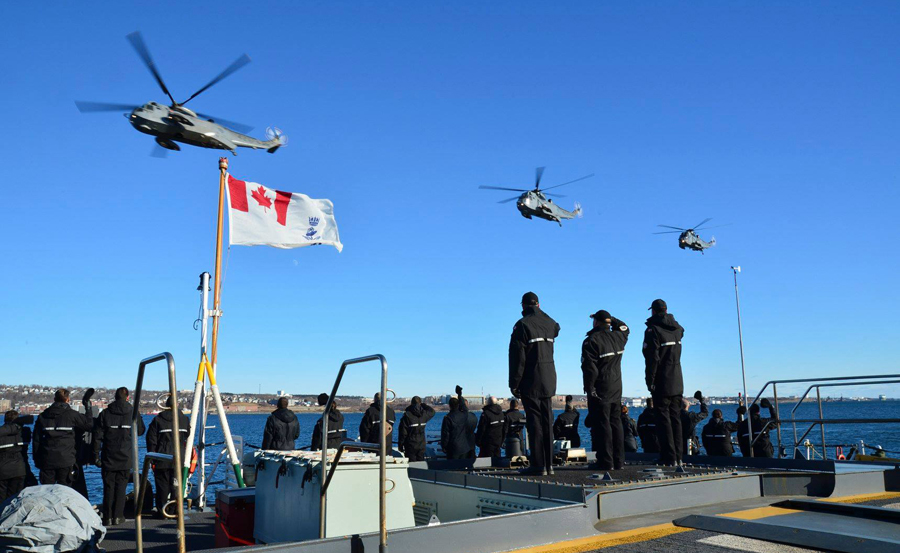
left=508, top=291, right=560, bottom=476
left=581, top=310, right=629, bottom=470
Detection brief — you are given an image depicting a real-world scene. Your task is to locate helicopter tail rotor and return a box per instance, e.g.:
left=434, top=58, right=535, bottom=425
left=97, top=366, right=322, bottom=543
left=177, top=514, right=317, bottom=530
left=265, top=126, right=287, bottom=153
left=574, top=202, right=583, bottom=218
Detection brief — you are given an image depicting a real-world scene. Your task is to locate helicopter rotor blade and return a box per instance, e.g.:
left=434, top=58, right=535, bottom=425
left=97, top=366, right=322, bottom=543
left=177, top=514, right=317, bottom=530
left=692, top=217, right=713, bottom=230
left=535, top=166, right=546, bottom=189
left=545, top=193, right=566, bottom=198
left=195, top=112, right=254, bottom=134
left=75, top=101, right=139, bottom=112
left=182, top=54, right=251, bottom=105
left=126, top=31, right=177, bottom=106
left=653, top=230, right=682, bottom=235
left=498, top=196, right=521, bottom=204
left=694, top=223, right=731, bottom=232
left=657, top=224, right=686, bottom=231
left=479, top=185, right=529, bottom=192
left=541, top=173, right=595, bottom=191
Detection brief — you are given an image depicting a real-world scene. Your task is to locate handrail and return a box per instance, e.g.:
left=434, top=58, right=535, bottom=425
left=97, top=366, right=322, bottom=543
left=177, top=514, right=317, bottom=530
left=132, top=353, right=185, bottom=553
left=748, top=373, right=899, bottom=458
left=319, top=354, right=389, bottom=553
left=788, top=377, right=900, bottom=459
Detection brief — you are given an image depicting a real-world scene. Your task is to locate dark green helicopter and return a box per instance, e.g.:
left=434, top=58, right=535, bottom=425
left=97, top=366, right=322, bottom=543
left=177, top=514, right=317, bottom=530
left=75, top=32, right=285, bottom=157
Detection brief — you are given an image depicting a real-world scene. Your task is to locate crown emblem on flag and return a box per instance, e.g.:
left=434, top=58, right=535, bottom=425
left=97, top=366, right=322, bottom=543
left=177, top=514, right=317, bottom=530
left=309, top=217, right=320, bottom=227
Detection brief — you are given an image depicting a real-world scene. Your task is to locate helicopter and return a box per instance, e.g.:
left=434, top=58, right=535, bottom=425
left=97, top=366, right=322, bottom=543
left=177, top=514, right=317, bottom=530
left=479, top=167, right=592, bottom=226
left=75, top=32, right=285, bottom=157
left=654, top=218, right=723, bottom=253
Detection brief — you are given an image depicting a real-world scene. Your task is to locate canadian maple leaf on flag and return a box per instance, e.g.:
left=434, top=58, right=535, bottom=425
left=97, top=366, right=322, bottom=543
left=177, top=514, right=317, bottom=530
left=251, top=185, right=272, bottom=211
left=225, top=175, right=343, bottom=252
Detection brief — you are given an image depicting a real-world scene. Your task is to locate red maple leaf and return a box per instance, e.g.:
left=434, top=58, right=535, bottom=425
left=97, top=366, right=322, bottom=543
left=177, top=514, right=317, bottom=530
left=251, top=185, right=272, bottom=211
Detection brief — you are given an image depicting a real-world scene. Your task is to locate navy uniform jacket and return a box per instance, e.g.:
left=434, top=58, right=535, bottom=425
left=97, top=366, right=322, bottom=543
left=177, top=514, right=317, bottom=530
left=509, top=307, right=560, bottom=398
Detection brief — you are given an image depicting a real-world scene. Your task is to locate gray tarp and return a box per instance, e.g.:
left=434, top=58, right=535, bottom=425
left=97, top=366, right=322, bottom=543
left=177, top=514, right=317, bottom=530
left=0, top=485, right=105, bottom=552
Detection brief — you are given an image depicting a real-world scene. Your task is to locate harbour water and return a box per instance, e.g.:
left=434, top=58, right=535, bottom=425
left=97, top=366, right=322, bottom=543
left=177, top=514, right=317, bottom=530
left=40, top=400, right=899, bottom=506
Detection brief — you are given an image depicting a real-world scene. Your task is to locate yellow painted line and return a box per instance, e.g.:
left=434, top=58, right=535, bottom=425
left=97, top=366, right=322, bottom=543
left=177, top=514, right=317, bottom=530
left=506, top=523, right=692, bottom=553
left=821, top=491, right=900, bottom=504
left=718, top=505, right=801, bottom=520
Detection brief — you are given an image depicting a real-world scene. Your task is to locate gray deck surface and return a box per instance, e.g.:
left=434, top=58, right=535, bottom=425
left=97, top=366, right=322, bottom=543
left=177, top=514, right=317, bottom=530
left=472, top=462, right=745, bottom=487
left=102, top=511, right=216, bottom=552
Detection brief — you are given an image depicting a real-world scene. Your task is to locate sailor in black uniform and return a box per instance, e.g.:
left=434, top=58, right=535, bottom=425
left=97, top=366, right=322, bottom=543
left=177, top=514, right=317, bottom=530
left=0, top=411, right=31, bottom=502
left=636, top=398, right=660, bottom=453
left=146, top=396, right=190, bottom=517
left=262, top=397, right=300, bottom=451
left=642, top=299, right=685, bottom=466
left=398, top=396, right=434, bottom=461
left=93, top=387, right=145, bottom=526
left=476, top=397, right=505, bottom=457
left=503, top=399, right=526, bottom=457
left=359, top=393, right=397, bottom=450
left=701, top=409, right=739, bottom=456
left=312, top=393, right=346, bottom=451
left=32, top=389, right=93, bottom=486
left=553, top=395, right=581, bottom=447
left=509, top=292, right=560, bottom=475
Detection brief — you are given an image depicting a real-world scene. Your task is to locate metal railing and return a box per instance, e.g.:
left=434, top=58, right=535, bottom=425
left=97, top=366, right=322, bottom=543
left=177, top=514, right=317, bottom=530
left=748, top=374, right=900, bottom=460
left=319, top=354, right=389, bottom=553
left=131, top=352, right=185, bottom=553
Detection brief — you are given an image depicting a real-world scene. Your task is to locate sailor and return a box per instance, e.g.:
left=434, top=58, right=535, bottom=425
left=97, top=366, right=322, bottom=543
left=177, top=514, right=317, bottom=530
left=32, top=389, right=93, bottom=486
left=440, top=386, right=476, bottom=459
left=262, top=397, right=300, bottom=451
left=702, top=409, right=739, bottom=456
left=93, top=387, right=145, bottom=526
left=359, top=393, right=396, bottom=449
left=509, top=292, right=560, bottom=476
left=146, top=396, right=190, bottom=518
left=738, top=398, right=777, bottom=458
left=636, top=398, right=660, bottom=453
left=71, top=388, right=96, bottom=500
left=311, top=393, right=345, bottom=451
left=553, top=395, right=581, bottom=448
left=582, top=310, right=629, bottom=470
left=475, top=396, right=505, bottom=457
left=621, top=405, right=639, bottom=453
left=642, top=299, right=685, bottom=466
left=503, top=399, right=526, bottom=457
left=398, top=396, right=434, bottom=461
left=681, top=391, right=708, bottom=456
left=0, top=411, right=29, bottom=502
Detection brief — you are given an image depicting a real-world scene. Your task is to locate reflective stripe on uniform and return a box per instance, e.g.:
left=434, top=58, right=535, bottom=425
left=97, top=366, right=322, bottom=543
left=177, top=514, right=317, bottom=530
left=159, top=428, right=189, bottom=433
left=598, top=352, right=616, bottom=358
left=660, top=341, right=681, bottom=347
left=48, top=427, right=74, bottom=431
left=0, top=442, right=23, bottom=449
left=110, top=425, right=132, bottom=429
left=327, top=429, right=345, bottom=434
left=708, top=434, right=727, bottom=438
left=490, top=421, right=501, bottom=425
left=528, top=337, right=555, bottom=343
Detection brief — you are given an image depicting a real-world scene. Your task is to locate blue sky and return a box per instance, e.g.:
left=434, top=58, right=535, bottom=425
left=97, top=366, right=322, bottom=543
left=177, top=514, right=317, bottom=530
left=1, top=2, right=898, bottom=398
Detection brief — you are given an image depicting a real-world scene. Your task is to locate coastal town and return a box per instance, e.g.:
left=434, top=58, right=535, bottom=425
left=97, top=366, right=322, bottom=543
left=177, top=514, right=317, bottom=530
left=0, top=384, right=890, bottom=416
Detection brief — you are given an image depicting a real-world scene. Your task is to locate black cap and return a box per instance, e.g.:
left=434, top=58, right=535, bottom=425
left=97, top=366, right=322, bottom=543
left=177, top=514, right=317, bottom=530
left=590, top=310, right=611, bottom=321
left=649, top=299, right=667, bottom=312
left=521, top=291, right=539, bottom=306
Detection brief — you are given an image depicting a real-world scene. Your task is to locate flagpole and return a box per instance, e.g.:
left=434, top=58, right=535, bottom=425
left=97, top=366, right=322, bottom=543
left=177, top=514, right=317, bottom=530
left=211, top=157, right=227, bottom=366
left=207, top=157, right=246, bottom=487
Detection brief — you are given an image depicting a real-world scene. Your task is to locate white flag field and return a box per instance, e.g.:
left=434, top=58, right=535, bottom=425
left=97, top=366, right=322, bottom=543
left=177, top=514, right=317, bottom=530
left=225, top=174, right=343, bottom=252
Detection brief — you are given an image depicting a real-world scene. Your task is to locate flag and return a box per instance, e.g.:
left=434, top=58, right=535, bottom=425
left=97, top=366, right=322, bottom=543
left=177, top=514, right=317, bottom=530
left=225, top=174, right=343, bottom=252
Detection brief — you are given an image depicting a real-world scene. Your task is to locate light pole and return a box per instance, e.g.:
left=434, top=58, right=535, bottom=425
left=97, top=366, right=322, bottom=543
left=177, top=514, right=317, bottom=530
left=732, top=266, right=753, bottom=457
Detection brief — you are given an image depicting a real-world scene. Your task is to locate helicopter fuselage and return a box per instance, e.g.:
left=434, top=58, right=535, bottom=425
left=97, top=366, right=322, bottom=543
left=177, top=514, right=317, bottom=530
left=516, top=191, right=581, bottom=226
left=678, top=230, right=715, bottom=252
left=127, top=102, right=280, bottom=154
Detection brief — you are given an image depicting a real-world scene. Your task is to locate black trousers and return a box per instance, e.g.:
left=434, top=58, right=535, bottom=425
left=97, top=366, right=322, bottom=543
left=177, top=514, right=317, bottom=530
left=39, top=467, right=73, bottom=486
left=405, top=447, right=426, bottom=462
left=153, top=467, right=175, bottom=515
left=478, top=444, right=502, bottom=458
left=102, top=469, right=130, bottom=521
left=0, top=476, right=25, bottom=502
left=522, top=396, right=553, bottom=470
left=588, top=397, right=624, bottom=470
left=652, top=394, right=683, bottom=465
